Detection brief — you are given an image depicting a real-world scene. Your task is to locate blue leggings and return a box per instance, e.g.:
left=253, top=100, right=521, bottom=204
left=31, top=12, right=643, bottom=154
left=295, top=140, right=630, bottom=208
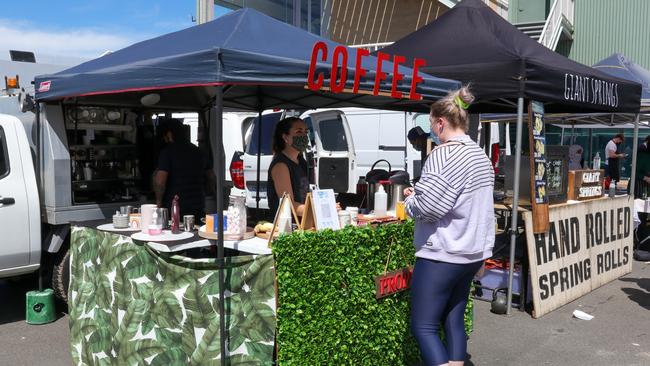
left=411, top=257, right=482, bottom=365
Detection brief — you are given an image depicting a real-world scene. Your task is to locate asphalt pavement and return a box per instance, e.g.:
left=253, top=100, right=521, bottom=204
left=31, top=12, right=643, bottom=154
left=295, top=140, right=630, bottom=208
left=0, top=262, right=647, bottom=366
left=0, top=275, right=71, bottom=366
left=467, top=261, right=650, bottom=365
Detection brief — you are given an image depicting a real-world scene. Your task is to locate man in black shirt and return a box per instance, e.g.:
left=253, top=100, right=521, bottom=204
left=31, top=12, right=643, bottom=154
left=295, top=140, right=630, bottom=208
left=408, top=126, right=433, bottom=182
left=154, top=118, right=214, bottom=220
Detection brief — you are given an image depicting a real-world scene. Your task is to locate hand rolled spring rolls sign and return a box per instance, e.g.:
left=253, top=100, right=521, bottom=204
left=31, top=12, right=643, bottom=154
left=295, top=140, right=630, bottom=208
left=306, top=41, right=426, bottom=100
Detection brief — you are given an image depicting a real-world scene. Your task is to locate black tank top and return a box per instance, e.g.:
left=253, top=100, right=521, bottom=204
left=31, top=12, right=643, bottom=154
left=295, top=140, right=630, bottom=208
left=267, top=153, right=310, bottom=214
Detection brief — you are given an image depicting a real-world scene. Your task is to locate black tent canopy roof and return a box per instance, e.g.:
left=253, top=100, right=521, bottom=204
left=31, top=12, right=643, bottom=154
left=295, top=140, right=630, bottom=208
left=379, top=0, right=642, bottom=113
left=34, top=8, right=460, bottom=113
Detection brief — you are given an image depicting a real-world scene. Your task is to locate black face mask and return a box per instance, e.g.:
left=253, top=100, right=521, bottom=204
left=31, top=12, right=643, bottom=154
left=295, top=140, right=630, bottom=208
left=291, top=135, right=310, bottom=151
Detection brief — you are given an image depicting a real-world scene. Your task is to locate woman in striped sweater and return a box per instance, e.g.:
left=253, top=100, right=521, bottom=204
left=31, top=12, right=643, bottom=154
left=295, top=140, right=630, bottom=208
left=404, top=87, right=495, bottom=366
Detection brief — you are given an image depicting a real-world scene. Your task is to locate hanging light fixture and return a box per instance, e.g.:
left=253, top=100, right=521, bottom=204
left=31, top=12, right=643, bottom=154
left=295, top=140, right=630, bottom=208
left=140, top=93, right=160, bottom=106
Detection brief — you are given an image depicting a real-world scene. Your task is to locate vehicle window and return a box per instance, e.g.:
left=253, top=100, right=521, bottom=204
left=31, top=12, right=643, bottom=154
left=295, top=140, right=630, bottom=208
left=303, top=117, right=316, bottom=148
left=241, top=117, right=255, bottom=151
left=0, top=127, right=9, bottom=179
left=413, top=114, right=431, bottom=133
left=318, top=116, right=348, bottom=151
left=245, top=112, right=283, bottom=155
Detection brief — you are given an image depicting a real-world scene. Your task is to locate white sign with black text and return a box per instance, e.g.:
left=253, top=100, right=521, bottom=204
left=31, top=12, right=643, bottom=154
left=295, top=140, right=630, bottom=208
left=311, top=189, right=341, bottom=231
left=524, top=196, right=633, bottom=318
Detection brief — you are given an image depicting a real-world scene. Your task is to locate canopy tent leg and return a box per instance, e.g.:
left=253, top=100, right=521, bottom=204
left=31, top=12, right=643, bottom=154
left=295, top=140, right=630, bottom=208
left=255, top=109, right=263, bottom=212
left=506, top=97, right=525, bottom=316
left=209, top=86, right=227, bottom=366
left=630, top=114, right=640, bottom=198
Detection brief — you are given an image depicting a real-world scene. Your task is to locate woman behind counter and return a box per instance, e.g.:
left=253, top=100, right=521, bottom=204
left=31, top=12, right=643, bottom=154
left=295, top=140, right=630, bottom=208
left=267, top=117, right=311, bottom=216
left=404, top=86, right=495, bottom=366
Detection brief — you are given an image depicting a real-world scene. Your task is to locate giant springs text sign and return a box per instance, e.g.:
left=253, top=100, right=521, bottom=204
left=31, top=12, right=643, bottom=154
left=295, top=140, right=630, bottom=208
left=524, top=197, right=633, bottom=318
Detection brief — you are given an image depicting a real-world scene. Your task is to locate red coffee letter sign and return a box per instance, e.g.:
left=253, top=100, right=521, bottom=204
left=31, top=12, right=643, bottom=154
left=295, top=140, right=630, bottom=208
left=373, top=52, right=390, bottom=95
left=353, top=48, right=370, bottom=93
left=409, top=58, right=426, bottom=100
left=330, top=45, right=348, bottom=93
left=308, top=41, right=328, bottom=91
left=391, top=55, right=406, bottom=99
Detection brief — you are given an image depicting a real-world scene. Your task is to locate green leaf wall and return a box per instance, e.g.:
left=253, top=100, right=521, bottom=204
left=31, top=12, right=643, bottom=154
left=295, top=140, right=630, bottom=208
left=273, top=222, right=473, bottom=366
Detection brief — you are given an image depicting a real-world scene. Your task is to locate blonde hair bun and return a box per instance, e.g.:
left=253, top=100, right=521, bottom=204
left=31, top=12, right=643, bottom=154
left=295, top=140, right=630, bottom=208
left=430, top=85, right=474, bottom=131
left=457, top=86, right=475, bottom=106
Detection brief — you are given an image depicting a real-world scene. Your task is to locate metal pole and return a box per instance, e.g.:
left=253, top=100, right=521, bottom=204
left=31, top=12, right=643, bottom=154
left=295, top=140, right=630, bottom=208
left=36, top=102, right=42, bottom=291
left=588, top=128, right=593, bottom=168
left=196, top=0, right=214, bottom=24
left=571, top=123, right=576, bottom=145
left=630, top=114, right=640, bottom=197
left=506, top=97, right=525, bottom=316
left=400, top=111, right=404, bottom=173
left=255, top=110, right=263, bottom=211
left=210, top=86, right=227, bottom=366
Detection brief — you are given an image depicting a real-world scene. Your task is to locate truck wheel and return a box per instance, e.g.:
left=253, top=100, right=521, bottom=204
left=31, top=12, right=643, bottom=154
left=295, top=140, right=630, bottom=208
left=51, top=248, right=70, bottom=307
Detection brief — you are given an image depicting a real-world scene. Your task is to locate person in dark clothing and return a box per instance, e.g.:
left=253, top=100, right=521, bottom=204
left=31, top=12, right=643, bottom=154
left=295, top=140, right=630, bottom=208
left=605, top=133, right=625, bottom=182
left=267, top=117, right=311, bottom=216
left=408, top=126, right=433, bottom=181
left=633, top=135, right=650, bottom=198
left=154, top=118, right=215, bottom=220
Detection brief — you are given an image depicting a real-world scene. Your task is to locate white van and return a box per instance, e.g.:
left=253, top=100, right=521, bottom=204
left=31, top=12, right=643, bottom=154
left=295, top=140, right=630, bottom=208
left=241, top=108, right=433, bottom=211
left=242, top=110, right=357, bottom=210
left=341, top=108, right=431, bottom=181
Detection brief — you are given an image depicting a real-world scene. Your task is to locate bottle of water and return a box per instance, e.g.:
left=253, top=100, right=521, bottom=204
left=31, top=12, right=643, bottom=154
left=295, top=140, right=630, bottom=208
left=593, top=152, right=601, bottom=170
left=609, top=180, right=616, bottom=198
left=374, top=185, right=387, bottom=217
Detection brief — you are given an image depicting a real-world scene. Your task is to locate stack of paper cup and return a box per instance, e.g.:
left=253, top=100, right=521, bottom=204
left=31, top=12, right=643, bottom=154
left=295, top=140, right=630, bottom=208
left=346, top=207, right=359, bottom=226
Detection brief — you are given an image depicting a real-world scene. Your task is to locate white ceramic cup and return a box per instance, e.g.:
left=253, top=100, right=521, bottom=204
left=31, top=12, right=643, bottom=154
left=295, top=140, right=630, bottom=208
left=140, top=204, right=158, bottom=233
left=346, top=206, right=359, bottom=225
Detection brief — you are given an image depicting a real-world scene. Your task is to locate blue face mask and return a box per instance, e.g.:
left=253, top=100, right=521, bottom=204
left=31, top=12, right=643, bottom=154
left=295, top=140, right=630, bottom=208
left=429, top=131, right=440, bottom=145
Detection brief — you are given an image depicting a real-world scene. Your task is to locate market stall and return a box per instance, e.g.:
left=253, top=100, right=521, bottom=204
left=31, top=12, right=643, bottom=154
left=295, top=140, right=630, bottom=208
left=35, top=8, right=464, bottom=365
left=380, top=0, right=643, bottom=316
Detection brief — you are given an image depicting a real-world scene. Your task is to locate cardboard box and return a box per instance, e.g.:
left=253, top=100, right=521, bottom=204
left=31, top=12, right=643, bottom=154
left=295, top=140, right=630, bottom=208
left=205, top=214, right=227, bottom=233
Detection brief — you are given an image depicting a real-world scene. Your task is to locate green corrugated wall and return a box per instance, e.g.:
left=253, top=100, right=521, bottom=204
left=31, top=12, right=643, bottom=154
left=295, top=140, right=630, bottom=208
left=568, top=0, right=650, bottom=69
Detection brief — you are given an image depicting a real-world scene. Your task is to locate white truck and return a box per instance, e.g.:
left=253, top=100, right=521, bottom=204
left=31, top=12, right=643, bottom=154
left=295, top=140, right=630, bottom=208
left=0, top=54, right=253, bottom=304
left=0, top=55, right=80, bottom=301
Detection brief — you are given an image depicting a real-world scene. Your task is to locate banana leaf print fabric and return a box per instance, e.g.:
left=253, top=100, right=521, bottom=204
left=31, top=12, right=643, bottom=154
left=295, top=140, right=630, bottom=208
left=68, top=226, right=276, bottom=366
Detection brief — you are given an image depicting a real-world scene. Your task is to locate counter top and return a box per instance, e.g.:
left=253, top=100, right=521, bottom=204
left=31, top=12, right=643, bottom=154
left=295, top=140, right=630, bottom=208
left=73, top=220, right=272, bottom=255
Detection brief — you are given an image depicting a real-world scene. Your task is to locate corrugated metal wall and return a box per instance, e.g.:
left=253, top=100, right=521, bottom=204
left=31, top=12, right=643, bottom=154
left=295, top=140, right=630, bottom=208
left=568, top=0, right=650, bottom=69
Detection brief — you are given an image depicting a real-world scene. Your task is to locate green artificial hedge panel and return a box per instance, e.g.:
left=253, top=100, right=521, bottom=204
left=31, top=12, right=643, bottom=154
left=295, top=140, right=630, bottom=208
left=273, top=221, right=473, bottom=366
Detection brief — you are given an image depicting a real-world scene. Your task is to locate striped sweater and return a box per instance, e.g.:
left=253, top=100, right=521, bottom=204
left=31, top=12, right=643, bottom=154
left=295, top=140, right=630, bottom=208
left=405, top=134, right=495, bottom=264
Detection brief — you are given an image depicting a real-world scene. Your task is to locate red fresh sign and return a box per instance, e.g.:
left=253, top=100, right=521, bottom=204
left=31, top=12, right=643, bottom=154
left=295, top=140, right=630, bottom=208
left=307, top=41, right=425, bottom=101
left=375, top=267, right=413, bottom=299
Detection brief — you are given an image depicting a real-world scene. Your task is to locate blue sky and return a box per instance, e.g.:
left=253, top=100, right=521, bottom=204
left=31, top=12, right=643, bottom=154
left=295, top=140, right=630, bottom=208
left=1, top=1, right=231, bottom=63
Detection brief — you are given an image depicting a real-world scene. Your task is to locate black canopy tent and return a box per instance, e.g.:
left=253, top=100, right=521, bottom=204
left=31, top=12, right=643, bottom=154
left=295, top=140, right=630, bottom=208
left=34, top=8, right=461, bottom=364
left=379, top=0, right=643, bottom=315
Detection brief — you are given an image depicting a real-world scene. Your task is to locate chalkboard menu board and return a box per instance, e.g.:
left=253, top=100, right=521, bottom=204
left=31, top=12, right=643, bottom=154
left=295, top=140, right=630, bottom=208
left=544, top=146, right=569, bottom=203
